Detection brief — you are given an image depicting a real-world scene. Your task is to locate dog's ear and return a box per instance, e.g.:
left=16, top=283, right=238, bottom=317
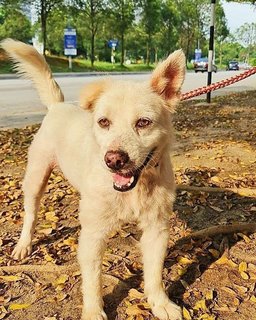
left=79, top=79, right=110, bottom=110
left=150, top=50, right=186, bottom=108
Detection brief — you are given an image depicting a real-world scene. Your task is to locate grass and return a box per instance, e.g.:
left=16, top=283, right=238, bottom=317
left=0, top=52, right=154, bottom=74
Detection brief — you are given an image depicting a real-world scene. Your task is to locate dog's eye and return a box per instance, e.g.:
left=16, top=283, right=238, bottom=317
left=98, top=117, right=110, bottom=129
left=136, top=118, right=152, bottom=129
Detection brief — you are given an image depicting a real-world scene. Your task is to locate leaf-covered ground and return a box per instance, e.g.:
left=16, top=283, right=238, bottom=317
left=1, top=91, right=256, bottom=320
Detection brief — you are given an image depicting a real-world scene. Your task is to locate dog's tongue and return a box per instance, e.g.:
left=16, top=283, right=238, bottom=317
left=113, top=173, right=132, bottom=186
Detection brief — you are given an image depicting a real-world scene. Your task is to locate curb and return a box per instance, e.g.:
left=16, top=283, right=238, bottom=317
left=0, top=71, right=151, bottom=80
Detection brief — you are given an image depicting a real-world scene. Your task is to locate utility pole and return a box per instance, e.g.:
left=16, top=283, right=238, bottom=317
left=207, top=0, right=216, bottom=103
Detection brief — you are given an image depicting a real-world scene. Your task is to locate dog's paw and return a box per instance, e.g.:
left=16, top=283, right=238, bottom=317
left=152, top=300, right=182, bottom=320
left=12, top=242, right=32, bottom=260
left=81, top=310, right=108, bottom=320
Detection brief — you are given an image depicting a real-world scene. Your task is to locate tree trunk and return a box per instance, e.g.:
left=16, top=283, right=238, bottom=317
left=41, top=1, right=47, bottom=56
left=91, top=32, right=95, bottom=67
left=121, top=33, right=125, bottom=66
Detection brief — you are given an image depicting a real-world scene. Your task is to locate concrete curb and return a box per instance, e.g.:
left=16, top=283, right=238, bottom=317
left=0, top=71, right=151, bottom=80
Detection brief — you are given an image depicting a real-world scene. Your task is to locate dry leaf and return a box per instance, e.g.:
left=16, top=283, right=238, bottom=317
left=215, top=256, right=237, bottom=268
left=9, top=303, right=30, bottom=310
left=182, top=306, right=192, bottom=320
left=240, top=271, right=249, bottom=280
left=239, top=262, right=247, bottom=273
left=0, top=275, right=23, bottom=282
left=194, top=299, right=207, bottom=311
left=128, top=289, right=144, bottom=300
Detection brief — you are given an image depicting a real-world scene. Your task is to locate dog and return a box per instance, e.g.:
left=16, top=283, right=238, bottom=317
left=1, top=39, right=185, bottom=320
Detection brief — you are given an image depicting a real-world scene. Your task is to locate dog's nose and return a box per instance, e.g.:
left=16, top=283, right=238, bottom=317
left=104, top=150, right=129, bottom=170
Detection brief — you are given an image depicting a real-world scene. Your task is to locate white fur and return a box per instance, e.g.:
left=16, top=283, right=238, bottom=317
left=1, top=39, right=186, bottom=320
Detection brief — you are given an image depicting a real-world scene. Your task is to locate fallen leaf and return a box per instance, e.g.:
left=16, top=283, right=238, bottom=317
left=9, top=303, right=30, bottom=310
left=182, top=306, right=192, bottom=320
left=0, top=275, right=23, bottom=282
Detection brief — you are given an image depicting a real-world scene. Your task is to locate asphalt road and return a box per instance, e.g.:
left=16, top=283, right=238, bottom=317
left=0, top=70, right=255, bottom=129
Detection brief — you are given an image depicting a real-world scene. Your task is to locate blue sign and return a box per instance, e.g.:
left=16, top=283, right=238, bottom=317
left=195, top=48, right=202, bottom=61
left=64, top=28, right=77, bottom=56
left=108, top=39, right=118, bottom=49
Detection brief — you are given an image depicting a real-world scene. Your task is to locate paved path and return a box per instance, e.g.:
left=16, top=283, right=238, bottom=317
left=0, top=71, right=255, bottom=129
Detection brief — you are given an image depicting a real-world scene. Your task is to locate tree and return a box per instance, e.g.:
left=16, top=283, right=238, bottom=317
left=215, top=2, right=229, bottom=66
left=108, top=0, right=135, bottom=66
left=72, top=0, right=105, bottom=66
left=235, top=23, right=256, bottom=61
left=139, top=0, right=161, bottom=65
left=23, top=0, right=64, bottom=55
left=160, top=0, right=180, bottom=56
left=177, top=0, right=207, bottom=63
left=0, top=1, right=32, bottom=42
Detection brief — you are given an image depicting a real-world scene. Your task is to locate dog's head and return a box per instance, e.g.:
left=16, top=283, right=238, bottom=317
left=79, top=50, right=185, bottom=192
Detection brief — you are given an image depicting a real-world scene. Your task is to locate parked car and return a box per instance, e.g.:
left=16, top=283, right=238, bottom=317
left=226, top=61, right=239, bottom=71
left=194, top=58, right=217, bottom=73
left=238, top=62, right=252, bottom=70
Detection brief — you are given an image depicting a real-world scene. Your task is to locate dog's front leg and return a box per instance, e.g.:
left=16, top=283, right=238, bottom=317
left=78, top=223, right=108, bottom=320
left=140, top=220, right=182, bottom=320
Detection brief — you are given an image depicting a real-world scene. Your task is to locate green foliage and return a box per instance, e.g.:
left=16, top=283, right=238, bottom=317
left=0, top=6, right=32, bottom=42
left=0, top=0, right=255, bottom=68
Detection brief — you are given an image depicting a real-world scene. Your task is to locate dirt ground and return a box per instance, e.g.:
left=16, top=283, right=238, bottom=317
left=1, top=91, right=256, bottom=320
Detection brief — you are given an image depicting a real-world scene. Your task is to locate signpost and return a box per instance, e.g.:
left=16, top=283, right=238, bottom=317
left=108, top=39, right=118, bottom=64
left=195, top=48, right=202, bottom=61
left=207, top=0, right=216, bottom=103
left=64, top=28, right=77, bottom=70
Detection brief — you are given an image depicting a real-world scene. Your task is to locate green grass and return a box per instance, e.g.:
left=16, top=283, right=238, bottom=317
left=0, top=52, right=154, bottom=74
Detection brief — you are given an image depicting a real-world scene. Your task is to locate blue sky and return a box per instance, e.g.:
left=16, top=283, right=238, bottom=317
left=222, top=1, right=256, bottom=33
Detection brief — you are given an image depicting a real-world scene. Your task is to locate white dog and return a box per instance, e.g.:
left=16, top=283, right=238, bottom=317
left=1, top=39, right=185, bottom=320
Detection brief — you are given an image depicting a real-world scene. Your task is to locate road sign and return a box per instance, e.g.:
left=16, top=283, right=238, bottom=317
left=195, top=48, right=202, bottom=61
left=64, top=28, right=77, bottom=56
left=108, top=39, right=118, bottom=49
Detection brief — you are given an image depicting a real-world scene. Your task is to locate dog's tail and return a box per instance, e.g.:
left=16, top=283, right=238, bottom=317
left=0, top=38, right=64, bottom=108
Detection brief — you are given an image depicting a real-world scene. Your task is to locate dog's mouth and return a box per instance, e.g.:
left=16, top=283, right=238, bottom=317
left=112, top=148, right=156, bottom=192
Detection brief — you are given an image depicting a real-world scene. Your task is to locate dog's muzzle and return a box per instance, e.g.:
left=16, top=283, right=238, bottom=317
left=104, top=148, right=156, bottom=192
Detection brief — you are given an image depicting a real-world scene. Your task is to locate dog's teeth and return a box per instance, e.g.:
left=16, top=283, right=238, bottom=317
left=129, top=176, right=134, bottom=184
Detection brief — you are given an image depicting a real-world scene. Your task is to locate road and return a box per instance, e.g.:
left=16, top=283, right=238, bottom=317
left=0, top=70, right=255, bottom=129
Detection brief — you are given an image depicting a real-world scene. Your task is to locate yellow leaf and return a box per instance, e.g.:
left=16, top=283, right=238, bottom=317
left=215, top=256, right=237, bottom=268
left=237, top=233, right=251, bottom=243
left=9, top=303, right=30, bottom=310
left=0, top=275, right=23, bottom=282
left=63, top=237, right=77, bottom=246
left=54, top=274, right=69, bottom=286
left=210, top=176, right=220, bottom=183
left=209, top=249, right=220, bottom=258
left=221, top=287, right=236, bottom=295
left=205, top=290, right=214, bottom=300
left=239, top=262, right=247, bottom=273
left=129, top=289, right=144, bottom=300
left=45, top=211, right=58, bottom=222
left=178, top=257, right=195, bottom=265
left=38, top=228, right=52, bottom=235
left=240, top=271, right=249, bottom=280
left=57, top=292, right=68, bottom=302
left=178, top=267, right=187, bottom=276
left=182, top=306, right=192, bottom=320
left=250, top=295, right=256, bottom=302
left=194, top=299, right=207, bottom=311
left=44, top=254, right=54, bottom=262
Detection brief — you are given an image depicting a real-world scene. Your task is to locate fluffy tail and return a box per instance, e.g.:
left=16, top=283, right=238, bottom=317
left=0, top=38, right=64, bottom=107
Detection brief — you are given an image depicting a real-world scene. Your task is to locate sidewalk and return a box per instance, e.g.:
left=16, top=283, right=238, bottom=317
left=0, top=70, right=151, bottom=80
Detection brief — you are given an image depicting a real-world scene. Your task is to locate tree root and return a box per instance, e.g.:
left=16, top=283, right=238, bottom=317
left=176, top=184, right=256, bottom=197
left=0, top=263, right=79, bottom=273
left=187, top=222, right=256, bottom=239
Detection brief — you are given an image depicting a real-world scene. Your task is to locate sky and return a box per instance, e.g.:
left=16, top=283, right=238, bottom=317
left=222, top=1, right=256, bottom=33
